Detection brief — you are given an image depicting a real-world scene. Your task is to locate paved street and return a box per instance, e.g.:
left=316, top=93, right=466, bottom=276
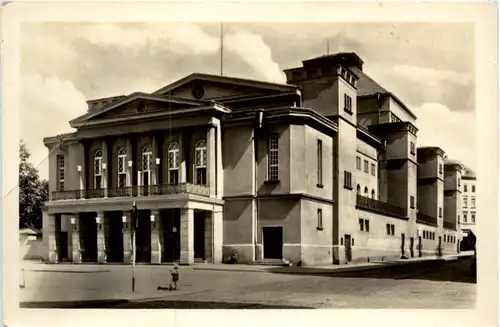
left=20, top=256, right=476, bottom=309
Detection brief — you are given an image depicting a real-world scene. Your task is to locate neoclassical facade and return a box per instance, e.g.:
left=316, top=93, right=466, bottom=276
left=42, top=52, right=464, bottom=266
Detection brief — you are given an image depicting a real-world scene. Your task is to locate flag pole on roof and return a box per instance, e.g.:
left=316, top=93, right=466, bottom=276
left=220, top=21, right=224, bottom=76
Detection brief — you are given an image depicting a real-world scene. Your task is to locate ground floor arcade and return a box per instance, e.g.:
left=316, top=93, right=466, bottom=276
left=45, top=205, right=223, bottom=265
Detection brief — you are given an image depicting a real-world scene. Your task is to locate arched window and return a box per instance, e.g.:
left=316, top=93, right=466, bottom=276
left=168, top=142, right=179, bottom=185
left=195, top=139, right=207, bottom=185
left=356, top=184, right=361, bottom=195
left=141, top=145, right=152, bottom=186
left=117, top=148, right=127, bottom=188
left=364, top=187, right=368, bottom=196
left=371, top=189, right=375, bottom=199
left=94, top=150, right=102, bottom=189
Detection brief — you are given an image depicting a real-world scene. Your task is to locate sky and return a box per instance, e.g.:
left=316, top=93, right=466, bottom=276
left=20, top=22, right=476, bottom=180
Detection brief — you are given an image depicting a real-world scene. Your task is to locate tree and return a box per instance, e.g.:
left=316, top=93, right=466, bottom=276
left=19, top=140, right=48, bottom=229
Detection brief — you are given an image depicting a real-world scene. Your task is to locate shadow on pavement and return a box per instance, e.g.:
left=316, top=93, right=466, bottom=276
left=266, top=257, right=476, bottom=284
left=21, top=300, right=312, bottom=309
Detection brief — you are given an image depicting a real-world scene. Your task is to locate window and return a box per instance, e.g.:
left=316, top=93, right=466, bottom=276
left=168, top=142, right=180, bottom=185
left=356, top=156, right=361, bottom=170
left=463, top=213, right=468, bottom=223
left=364, top=160, right=369, bottom=173
left=356, top=184, right=360, bottom=195
left=458, top=178, right=461, bottom=187
left=439, top=164, right=443, bottom=175
left=344, top=171, right=352, bottom=189
left=410, top=142, right=416, bottom=155
left=364, top=187, right=368, bottom=197
left=142, top=145, right=152, bottom=186
left=359, top=218, right=364, bottom=231
left=424, top=231, right=427, bottom=239
left=371, top=189, right=375, bottom=199
left=117, top=148, right=127, bottom=188
left=391, top=224, right=395, bottom=236
left=317, top=209, right=323, bottom=230
left=371, top=163, right=376, bottom=176
left=386, top=224, right=395, bottom=236
left=344, top=94, right=352, bottom=114
left=463, top=196, right=468, bottom=208
left=94, top=150, right=103, bottom=189
left=471, top=212, right=476, bottom=223
left=410, top=196, right=415, bottom=209
left=317, top=140, right=323, bottom=186
left=472, top=185, right=475, bottom=193
left=195, top=139, right=207, bottom=185
left=57, top=155, right=65, bottom=191
left=458, top=215, right=461, bottom=224
left=439, top=207, right=442, bottom=218
left=464, top=184, right=468, bottom=192
left=365, top=220, right=370, bottom=232
left=471, top=197, right=476, bottom=208
left=268, top=134, right=279, bottom=181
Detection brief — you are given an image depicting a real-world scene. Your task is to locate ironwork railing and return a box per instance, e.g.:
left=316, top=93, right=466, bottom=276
left=443, top=220, right=457, bottom=231
left=51, top=183, right=210, bottom=201
left=356, top=195, right=407, bottom=218
left=416, top=212, right=438, bottom=226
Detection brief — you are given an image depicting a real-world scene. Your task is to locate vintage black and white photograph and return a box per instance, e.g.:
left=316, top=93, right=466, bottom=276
left=2, top=1, right=498, bottom=326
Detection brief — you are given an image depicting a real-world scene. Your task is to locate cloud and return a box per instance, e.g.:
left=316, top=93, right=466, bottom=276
left=21, top=74, right=88, bottom=180
left=413, top=102, right=476, bottom=170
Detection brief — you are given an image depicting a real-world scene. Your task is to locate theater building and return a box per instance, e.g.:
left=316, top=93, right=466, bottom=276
left=42, top=52, right=463, bottom=266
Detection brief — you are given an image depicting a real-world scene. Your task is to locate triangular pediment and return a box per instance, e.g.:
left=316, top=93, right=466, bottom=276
left=153, top=73, right=297, bottom=102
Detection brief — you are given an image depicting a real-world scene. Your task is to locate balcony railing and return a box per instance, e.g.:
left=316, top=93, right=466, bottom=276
left=443, top=220, right=457, bottom=231
left=416, top=212, right=438, bottom=226
left=356, top=195, right=407, bottom=218
left=51, top=183, right=210, bottom=201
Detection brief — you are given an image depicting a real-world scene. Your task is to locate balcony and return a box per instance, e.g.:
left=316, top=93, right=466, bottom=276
left=443, top=220, right=457, bottom=231
left=51, top=183, right=210, bottom=201
left=416, top=212, right=438, bottom=227
left=356, top=195, right=407, bottom=219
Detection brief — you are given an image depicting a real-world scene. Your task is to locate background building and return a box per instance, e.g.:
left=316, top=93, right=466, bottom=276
left=41, top=52, right=464, bottom=266
left=460, top=164, right=477, bottom=238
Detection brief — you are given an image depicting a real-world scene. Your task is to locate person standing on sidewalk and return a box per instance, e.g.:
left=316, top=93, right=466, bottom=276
left=170, top=265, right=180, bottom=290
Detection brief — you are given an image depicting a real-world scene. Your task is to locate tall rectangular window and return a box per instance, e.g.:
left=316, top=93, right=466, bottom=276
left=359, top=218, right=364, bottom=231
left=463, top=212, right=468, bottom=223
left=410, top=196, right=415, bottom=209
left=463, top=196, right=468, bottom=208
left=317, top=209, right=323, bottom=229
left=344, top=171, right=352, bottom=189
left=371, top=163, right=376, bottom=176
left=458, top=178, right=461, bottom=187
left=317, top=139, right=323, bottom=186
left=439, top=207, right=442, bottom=218
left=268, top=134, right=279, bottom=181
left=117, top=148, right=127, bottom=188
left=471, top=197, right=476, bottom=208
left=439, top=164, right=443, bottom=175
left=364, top=160, right=369, bottom=173
left=410, top=142, right=416, bottom=155
left=365, top=220, right=370, bottom=232
left=356, top=156, right=361, bottom=170
left=57, top=155, right=65, bottom=191
left=464, top=184, right=468, bottom=192
left=471, top=212, right=476, bottom=223
left=344, top=94, right=352, bottom=113
left=472, top=185, right=476, bottom=192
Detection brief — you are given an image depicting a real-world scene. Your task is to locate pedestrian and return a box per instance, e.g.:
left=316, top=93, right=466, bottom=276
left=170, top=265, right=179, bottom=291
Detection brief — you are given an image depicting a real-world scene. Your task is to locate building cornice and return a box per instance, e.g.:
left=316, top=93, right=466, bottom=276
left=417, top=146, right=445, bottom=159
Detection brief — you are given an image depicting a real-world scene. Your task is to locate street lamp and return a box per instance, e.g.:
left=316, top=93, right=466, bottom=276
left=128, top=161, right=133, bottom=168
left=77, top=165, right=82, bottom=172
left=155, top=158, right=161, bottom=165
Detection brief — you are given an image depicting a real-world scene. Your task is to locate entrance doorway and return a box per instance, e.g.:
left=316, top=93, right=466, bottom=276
left=136, top=211, right=151, bottom=263
left=163, top=209, right=180, bottom=262
left=194, top=211, right=205, bottom=260
left=418, top=236, right=422, bottom=257
left=344, top=234, right=352, bottom=262
left=410, top=237, right=414, bottom=258
left=107, top=212, right=124, bottom=263
left=59, top=231, right=68, bottom=261
left=263, top=226, right=283, bottom=260
left=80, top=213, right=97, bottom=262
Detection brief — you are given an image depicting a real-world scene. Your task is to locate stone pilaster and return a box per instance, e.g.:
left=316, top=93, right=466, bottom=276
left=152, top=135, right=159, bottom=185
left=179, top=131, right=187, bottom=183
left=213, top=209, right=223, bottom=264
left=47, top=214, right=59, bottom=263
left=71, top=215, right=82, bottom=263
left=126, top=139, right=133, bottom=187
left=180, top=208, right=194, bottom=265
left=101, top=140, right=109, bottom=197
left=96, top=212, right=108, bottom=264
left=78, top=142, right=86, bottom=197
left=150, top=210, right=163, bottom=264
left=215, top=122, right=223, bottom=199
left=122, top=211, right=133, bottom=263
left=207, top=126, right=216, bottom=197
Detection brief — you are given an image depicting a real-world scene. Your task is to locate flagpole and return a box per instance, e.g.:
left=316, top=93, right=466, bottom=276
left=132, top=199, right=137, bottom=292
left=220, top=21, right=224, bottom=76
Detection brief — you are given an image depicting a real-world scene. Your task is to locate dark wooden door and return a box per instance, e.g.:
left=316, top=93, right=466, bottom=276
left=59, top=232, right=68, bottom=261
left=263, top=227, right=283, bottom=259
left=163, top=210, right=180, bottom=262
left=344, top=234, right=352, bottom=262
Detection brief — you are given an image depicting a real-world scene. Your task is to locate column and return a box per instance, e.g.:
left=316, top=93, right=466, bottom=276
left=126, top=139, right=133, bottom=187
left=78, top=142, right=86, bottom=198
left=179, top=131, right=187, bottom=183
left=96, top=212, right=108, bottom=264
left=102, top=140, right=109, bottom=197
left=180, top=208, right=194, bottom=265
left=207, top=126, right=216, bottom=197
left=152, top=135, right=159, bottom=186
left=47, top=214, right=59, bottom=263
left=71, top=215, right=82, bottom=263
left=122, top=211, right=133, bottom=263
left=150, top=210, right=163, bottom=264
left=215, top=122, right=223, bottom=199
left=213, top=208, right=223, bottom=264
